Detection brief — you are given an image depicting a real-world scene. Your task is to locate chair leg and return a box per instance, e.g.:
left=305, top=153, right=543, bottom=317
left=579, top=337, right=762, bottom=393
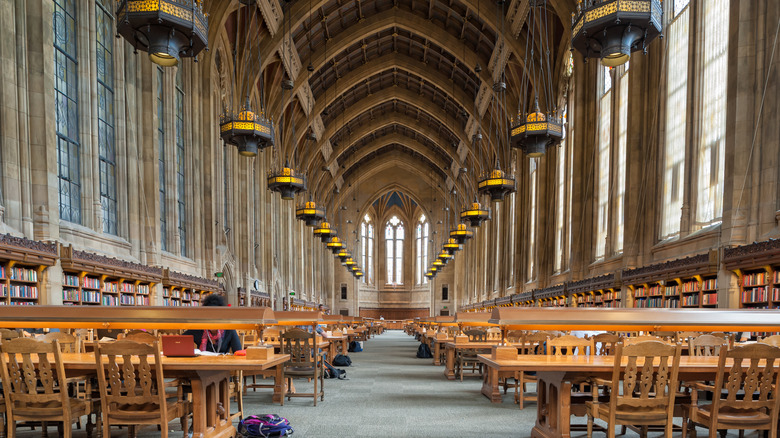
left=586, top=413, right=593, bottom=438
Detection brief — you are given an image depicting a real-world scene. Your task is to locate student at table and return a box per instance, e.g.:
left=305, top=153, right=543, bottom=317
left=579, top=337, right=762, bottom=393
left=183, top=294, right=242, bottom=353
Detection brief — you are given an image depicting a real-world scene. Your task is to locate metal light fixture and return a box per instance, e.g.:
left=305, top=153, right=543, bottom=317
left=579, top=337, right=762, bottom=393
left=443, top=238, right=462, bottom=254
left=449, top=223, right=474, bottom=244
left=116, top=0, right=208, bottom=67
left=267, top=162, right=306, bottom=200
left=335, top=249, right=351, bottom=262
left=220, top=105, right=273, bottom=157
left=425, top=270, right=435, bottom=279
left=345, top=258, right=356, bottom=267
left=460, top=199, right=491, bottom=227
left=571, top=0, right=662, bottom=67
left=314, top=221, right=335, bottom=242
left=510, top=0, right=566, bottom=157
left=437, top=250, right=453, bottom=264
left=477, top=166, right=516, bottom=202
left=326, top=236, right=344, bottom=253
left=295, top=199, right=326, bottom=226
left=432, top=259, right=444, bottom=268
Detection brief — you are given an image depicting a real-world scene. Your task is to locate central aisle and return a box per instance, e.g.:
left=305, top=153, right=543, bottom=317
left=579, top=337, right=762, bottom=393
left=260, top=330, right=533, bottom=437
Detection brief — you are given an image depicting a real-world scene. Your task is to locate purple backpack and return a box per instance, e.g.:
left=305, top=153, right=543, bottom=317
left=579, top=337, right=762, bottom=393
left=238, top=415, right=294, bottom=437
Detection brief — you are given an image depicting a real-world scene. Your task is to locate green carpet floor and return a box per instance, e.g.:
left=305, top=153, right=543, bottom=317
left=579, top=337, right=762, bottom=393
left=11, top=330, right=767, bottom=437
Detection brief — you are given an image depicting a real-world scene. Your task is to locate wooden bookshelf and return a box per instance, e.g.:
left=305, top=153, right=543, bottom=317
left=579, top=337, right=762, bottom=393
left=0, top=234, right=57, bottom=305
left=724, top=239, right=780, bottom=310
left=623, top=252, right=717, bottom=309
left=568, top=274, right=618, bottom=308
left=60, top=245, right=161, bottom=306
left=535, top=284, right=567, bottom=308
left=161, top=268, right=221, bottom=307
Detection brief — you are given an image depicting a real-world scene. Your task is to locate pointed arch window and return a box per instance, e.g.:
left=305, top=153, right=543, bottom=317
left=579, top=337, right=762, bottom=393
left=361, top=214, right=374, bottom=283
left=415, top=215, right=429, bottom=285
left=385, top=216, right=404, bottom=285
left=96, top=0, right=116, bottom=235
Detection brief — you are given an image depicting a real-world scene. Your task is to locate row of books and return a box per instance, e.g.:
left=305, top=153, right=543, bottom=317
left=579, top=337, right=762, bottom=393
left=10, top=285, right=37, bottom=298
left=9, top=267, right=37, bottom=282
left=681, top=281, right=699, bottom=293
left=744, top=272, right=768, bottom=287
left=665, top=285, right=679, bottom=296
left=742, top=286, right=769, bottom=303
left=603, top=291, right=620, bottom=301
left=635, top=297, right=664, bottom=308
left=682, top=295, right=699, bottom=306
left=64, top=275, right=80, bottom=287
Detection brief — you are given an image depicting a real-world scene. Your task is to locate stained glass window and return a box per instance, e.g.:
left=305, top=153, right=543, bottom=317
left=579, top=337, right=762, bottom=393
left=415, top=215, right=428, bottom=284
left=158, top=67, right=166, bottom=251
left=97, top=0, right=116, bottom=235
left=361, top=214, right=374, bottom=283
left=385, top=216, right=404, bottom=285
left=55, top=0, right=81, bottom=224
left=176, top=67, right=187, bottom=256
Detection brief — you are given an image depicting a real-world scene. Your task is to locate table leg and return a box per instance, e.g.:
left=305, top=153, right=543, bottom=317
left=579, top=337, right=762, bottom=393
left=433, top=342, right=441, bottom=366
left=272, top=363, right=285, bottom=404
left=480, top=366, right=503, bottom=402
left=444, top=346, right=455, bottom=380
left=341, top=339, right=348, bottom=356
left=531, top=371, right=571, bottom=438
left=189, top=370, right=236, bottom=438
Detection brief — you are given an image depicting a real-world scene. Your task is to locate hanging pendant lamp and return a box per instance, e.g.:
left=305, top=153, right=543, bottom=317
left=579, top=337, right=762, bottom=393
left=314, top=221, right=335, bottom=242
left=296, top=199, right=326, bottom=226
left=267, top=161, right=306, bottom=200
left=477, top=165, right=516, bottom=202
left=443, top=238, right=462, bottom=254
left=450, top=223, right=474, bottom=244
left=326, top=236, right=344, bottom=253
left=437, top=250, right=453, bottom=264
left=571, top=0, right=662, bottom=67
left=116, top=0, right=208, bottom=67
left=335, top=248, right=351, bottom=262
left=460, top=199, right=491, bottom=227
left=220, top=104, right=273, bottom=157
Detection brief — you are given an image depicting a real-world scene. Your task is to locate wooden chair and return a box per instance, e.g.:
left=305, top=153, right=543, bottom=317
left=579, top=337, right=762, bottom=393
left=623, top=335, right=674, bottom=346
left=509, top=332, right=550, bottom=408
left=586, top=341, right=682, bottom=438
left=676, top=331, right=702, bottom=344
left=592, top=333, right=621, bottom=356
left=123, top=332, right=157, bottom=345
left=688, top=334, right=728, bottom=357
left=455, top=329, right=487, bottom=381
left=0, top=338, right=91, bottom=438
left=280, top=328, right=324, bottom=406
left=0, top=329, right=18, bottom=341
left=682, top=343, right=780, bottom=438
left=38, top=332, right=80, bottom=353
left=548, top=335, right=595, bottom=356
left=759, top=334, right=780, bottom=347
left=94, top=340, right=188, bottom=438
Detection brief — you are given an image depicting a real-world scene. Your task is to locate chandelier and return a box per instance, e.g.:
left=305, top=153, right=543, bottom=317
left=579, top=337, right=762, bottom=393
left=354, top=269, right=364, bottom=279
left=344, top=258, right=356, bottom=268
left=510, top=0, right=564, bottom=157
left=572, top=0, right=662, bottom=67
left=326, top=236, right=344, bottom=253
left=314, top=221, right=335, bottom=242
left=443, top=238, right=462, bottom=254
left=335, top=248, right=351, bottom=263
left=477, top=166, right=516, bottom=202
left=295, top=199, right=326, bottom=226
left=461, top=200, right=491, bottom=227
left=425, top=270, right=435, bottom=279
left=220, top=106, right=273, bottom=157
left=116, top=0, right=208, bottom=67
left=267, top=162, right=306, bottom=200
left=450, top=223, right=474, bottom=244
left=437, top=250, right=453, bottom=264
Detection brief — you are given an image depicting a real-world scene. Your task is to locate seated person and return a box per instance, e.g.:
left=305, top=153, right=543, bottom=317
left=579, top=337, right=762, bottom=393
left=183, top=294, right=241, bottom=354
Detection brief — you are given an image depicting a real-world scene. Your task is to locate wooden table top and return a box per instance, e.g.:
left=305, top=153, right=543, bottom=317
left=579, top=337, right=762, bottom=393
left=478, top=354, right=721, bottom=372
left=56, top=353, right=290, bottom=372
left=444, top=341, right=508, bottom=348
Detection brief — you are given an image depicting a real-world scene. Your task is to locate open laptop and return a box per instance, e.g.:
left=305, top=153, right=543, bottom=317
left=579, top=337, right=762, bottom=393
left=161, top=335, right=196, bottom=357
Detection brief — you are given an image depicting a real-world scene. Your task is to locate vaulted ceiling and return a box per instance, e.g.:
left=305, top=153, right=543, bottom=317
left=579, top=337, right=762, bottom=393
left=208, top=0, right=574, bottom=216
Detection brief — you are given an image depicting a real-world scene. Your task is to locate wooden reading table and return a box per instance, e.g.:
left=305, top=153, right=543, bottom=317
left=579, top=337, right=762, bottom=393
left=0, top=306, right=284, bottom=438
left=479, top=307, right=780, bottom=438
left=443, top=340, right=503, bottom=380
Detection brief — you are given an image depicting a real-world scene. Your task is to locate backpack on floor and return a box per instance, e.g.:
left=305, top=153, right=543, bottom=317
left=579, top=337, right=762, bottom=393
left=348, top=340, right=363, bottom=352
left=238, top=414, right=294, bottom=437
left=323, top=359, right=347, bottom=379
left=416, top=343, right=433, bottom=358
left=333, top=354, right=352, bottom=367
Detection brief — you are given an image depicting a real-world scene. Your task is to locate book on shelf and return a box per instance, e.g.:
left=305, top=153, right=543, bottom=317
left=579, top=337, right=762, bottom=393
left=102, top=295, right=118, bottom=306
left=103, top=282, right=118, bottom=294
left=63, top=290, right=80, bottom=302
left=82, top=290, right=100, bottom=303
left=0, top=265, right=5, bottom=279
left=682, top=281, right=699, bottom=293
left=702, top=293, right=717, bottom=306
left=120, top=283, right=134, bottom=293
left=774, top=270, right=780, bottom=284
left=64, top=275, right=79, bottom=287
left=83, top=277, right=100, bottom=289
left=664, top=285, right=679, bottom=296
left=702, top=278, right=717, bottom=291
left=649, top=285, right=663, bottom=296
left=682, top=294, right=699, bottom=307
left=743, top=272, right=767, bottom=287
left=742, top=286, right=769, bottom=304
left=10, top=267, right=37, bottom=282
left=633, top=287, right=647, bottom=298
left=10, top=285, right=38, bottom=298
left=137, top=284, right=150, bottom=295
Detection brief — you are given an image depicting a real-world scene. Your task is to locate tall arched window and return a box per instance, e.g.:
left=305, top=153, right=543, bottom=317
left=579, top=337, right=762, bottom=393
left=385, top=216, right=404, bottom=285
left=361, top=214, right=374, bottom=283
left=415, top=215, right=428, bottom=284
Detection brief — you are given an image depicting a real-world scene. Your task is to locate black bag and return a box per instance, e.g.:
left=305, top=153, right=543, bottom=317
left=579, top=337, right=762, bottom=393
left=333, top=354, right=352, bottom=367
left=416, top=343, right=433, bottom=358
left=323, top=360, right=347, bottom=379
left=348, top=340, right=363, bottom=352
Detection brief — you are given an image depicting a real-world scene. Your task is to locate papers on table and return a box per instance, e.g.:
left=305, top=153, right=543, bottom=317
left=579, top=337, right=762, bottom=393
left=194, top=349, right=225, bottom=356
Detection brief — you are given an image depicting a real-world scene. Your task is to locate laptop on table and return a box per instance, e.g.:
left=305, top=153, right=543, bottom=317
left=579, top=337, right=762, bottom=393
left=161, top=335, right=196, bottom=357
